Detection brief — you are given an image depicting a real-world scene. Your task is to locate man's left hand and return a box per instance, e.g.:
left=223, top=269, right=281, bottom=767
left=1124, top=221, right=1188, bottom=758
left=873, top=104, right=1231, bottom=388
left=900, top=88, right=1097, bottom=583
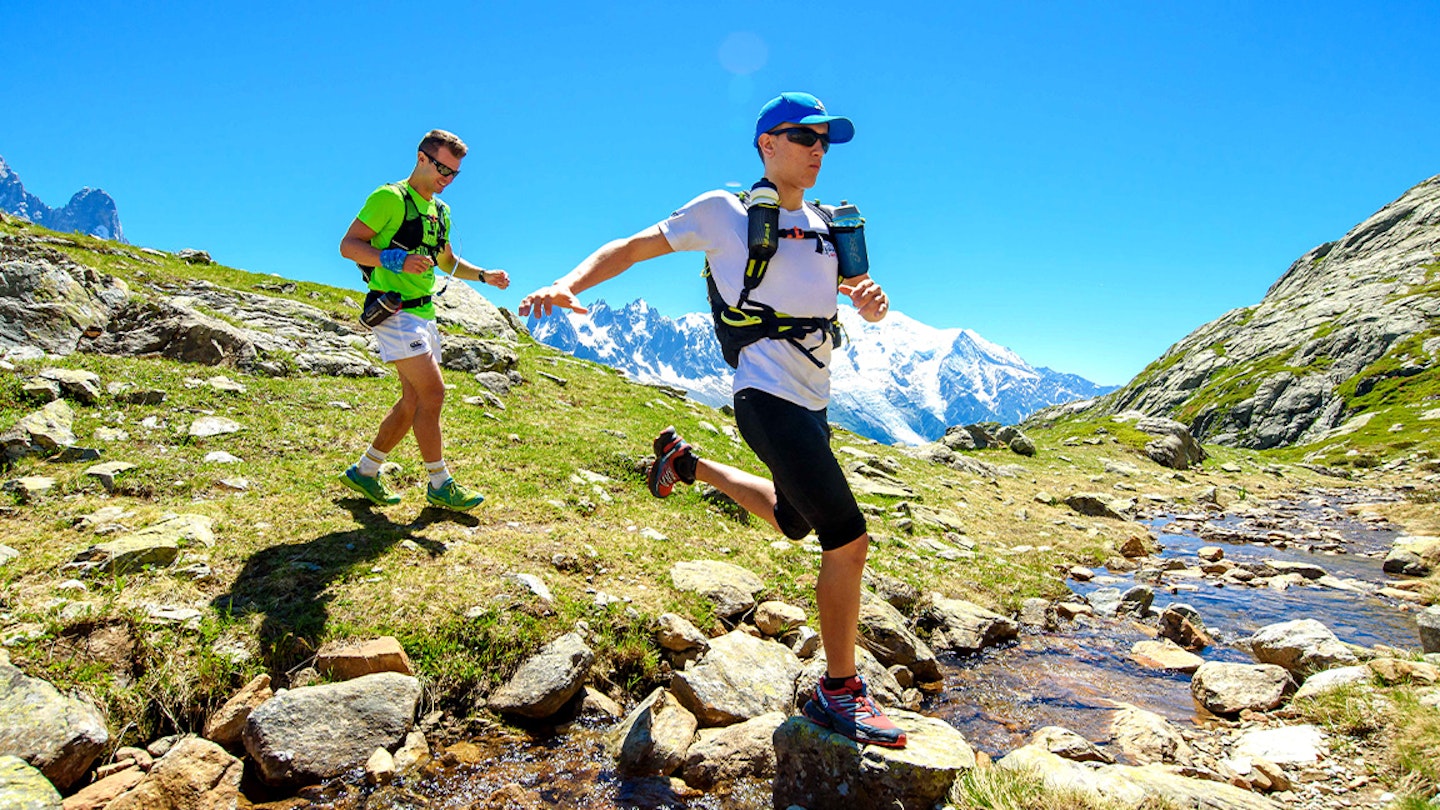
left=840, top=277, right=889, bottom=323
left=484, top=269, right=511, bottom=290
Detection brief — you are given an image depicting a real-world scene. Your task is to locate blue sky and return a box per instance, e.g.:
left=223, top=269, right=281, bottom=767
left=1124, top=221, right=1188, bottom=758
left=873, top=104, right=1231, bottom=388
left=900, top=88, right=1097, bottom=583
left=3, top=1, right=1436, bottom=385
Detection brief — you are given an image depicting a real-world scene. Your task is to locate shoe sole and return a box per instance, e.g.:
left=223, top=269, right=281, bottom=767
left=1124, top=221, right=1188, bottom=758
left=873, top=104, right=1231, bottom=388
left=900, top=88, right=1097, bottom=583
left=802, top=698, right=908, bottom=748
left=341, top=472, right=399, bottom=505
left=648, top=438, right=688, bottom=498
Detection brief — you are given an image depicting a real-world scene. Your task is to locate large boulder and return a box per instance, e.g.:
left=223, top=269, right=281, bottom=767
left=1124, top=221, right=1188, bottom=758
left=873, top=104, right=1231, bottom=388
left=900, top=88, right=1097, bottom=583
left=487, top=632, right=594, bottom=719
left=242, top=672, right=421, bottom=786
left=669, top=560, right=765, bottom=619
left=0, top=660, right=108, bottom=791
left=432, top=282, right=518, bottom=342
left=1384, top=536, right=1440, bottom=576
left=611, top=688, right=697, bottom=778
left=1109, top=704, right=1193, bottom=766
left=1249, top=619, right=1359, bottom=678
left=856, top=590, right=941, bottom=682
left=1191, top=662, right=1295, bottom=715
left=772, top=710, right=975, bottom=810
left=680, top=711, right=785, bottom=789
left=915, top=593, right=1019, bottom=654
left=670, top=631, right=801, bottom=726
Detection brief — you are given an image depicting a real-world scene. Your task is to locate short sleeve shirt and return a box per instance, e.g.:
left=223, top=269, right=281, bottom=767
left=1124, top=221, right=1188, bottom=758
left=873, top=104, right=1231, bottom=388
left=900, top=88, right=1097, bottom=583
left=659, top=190, right=840, bottom=411
left=356, top=182, right=451, bottom=321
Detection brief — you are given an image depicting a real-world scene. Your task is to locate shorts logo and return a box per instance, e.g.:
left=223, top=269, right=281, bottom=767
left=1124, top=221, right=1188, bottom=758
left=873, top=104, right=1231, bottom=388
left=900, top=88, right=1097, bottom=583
left=409, top=340, right=425, bottom=349
left=821, top=240, right=837, bottom=258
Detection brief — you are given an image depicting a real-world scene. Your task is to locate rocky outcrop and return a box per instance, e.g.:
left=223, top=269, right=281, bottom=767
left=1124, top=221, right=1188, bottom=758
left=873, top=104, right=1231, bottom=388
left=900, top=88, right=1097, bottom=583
left=1099, top=174, right=1440, bottom=449
left=0, top=230, right=515, bottom=379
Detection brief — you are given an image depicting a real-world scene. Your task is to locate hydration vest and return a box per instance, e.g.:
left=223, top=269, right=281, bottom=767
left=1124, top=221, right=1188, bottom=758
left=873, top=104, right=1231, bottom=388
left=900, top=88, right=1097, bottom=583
left=355, top=182, right=450, bottom=284
left=704, top=194, right=844, bottom=369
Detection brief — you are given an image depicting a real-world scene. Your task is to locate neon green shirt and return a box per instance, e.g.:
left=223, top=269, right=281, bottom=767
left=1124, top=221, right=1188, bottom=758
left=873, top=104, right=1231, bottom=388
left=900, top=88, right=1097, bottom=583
left=356, top=182, right=451, bottom=321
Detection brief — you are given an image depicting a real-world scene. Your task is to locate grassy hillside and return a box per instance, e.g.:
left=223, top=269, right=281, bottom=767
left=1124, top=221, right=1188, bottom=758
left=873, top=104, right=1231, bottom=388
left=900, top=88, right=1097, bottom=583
left=3, top=217, right=1439, bottom=806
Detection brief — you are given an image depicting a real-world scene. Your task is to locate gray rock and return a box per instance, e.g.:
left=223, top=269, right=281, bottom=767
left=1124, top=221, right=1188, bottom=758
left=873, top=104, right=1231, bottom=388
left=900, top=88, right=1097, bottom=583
left=440, top=336, right=518, bottom=374
left=1064, top=492, right=1126, bottom=520
left=1109, top=703, right=1193, bottom=766
left=0, top=239, right=119, bottom=356
left=1191, top=662, right=1296, bottom=715
left=1293, top=665, right=1371, bottom=701
left=1232, top=724, right=1327, bottom=766
left=753, top=601, right=806, bottom=637
left=15, top=400, right=77, bottom=453
left=1250, top=619, right=1359, bottom=678
left=680, top=710, right=785, bottom=788
left=856, top=590, right=941, bottom=682
left=0, top=755, right=62, bottom=810
left=862, top=569, right=920, bottom=613
left=1384, top=536, right=1440, bottom=576
left=242, top=672, right=421, bottom=786
left=611, top=688, right=697, bottom=778
left=669, top=560, right=765, bottom=618
left=176, top=249, right=213, bottom=264
left=654, top=613, right=709, bottom=653
left=670, top=631, right=802, bottom=726
left=0, top=660, right=108, bottom=791
left=1030, top=725, right=1113, bottom=763
left=915, top=592, right=1019, bottom=653
left=772, top=710, right=975, bottom=810
left=37, top=368, right=101, bottom=404
left=188, top=416, right=243, bottom=438
left=487, top=633, right=594, bottom=719
left=84, top=460, right=136, bottom=490
left=1418, top=606, right=1440, bottom=655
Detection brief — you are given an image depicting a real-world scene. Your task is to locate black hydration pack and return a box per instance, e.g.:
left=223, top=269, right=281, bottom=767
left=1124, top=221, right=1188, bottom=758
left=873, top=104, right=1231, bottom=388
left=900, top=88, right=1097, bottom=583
left=704, top=193, right=844, bottom=369
left=355, top=182, right=450, bottom=285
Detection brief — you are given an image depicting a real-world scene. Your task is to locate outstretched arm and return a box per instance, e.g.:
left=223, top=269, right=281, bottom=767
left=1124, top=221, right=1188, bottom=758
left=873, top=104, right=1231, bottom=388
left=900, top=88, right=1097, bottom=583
left=839, top=274, right=889, bottom=323
left=519, top=226, right=674, bottom=317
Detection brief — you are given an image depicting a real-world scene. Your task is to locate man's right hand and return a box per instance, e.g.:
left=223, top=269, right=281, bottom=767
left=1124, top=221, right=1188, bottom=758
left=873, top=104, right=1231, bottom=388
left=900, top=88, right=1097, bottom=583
left=519, top=285, right=588, bottom=317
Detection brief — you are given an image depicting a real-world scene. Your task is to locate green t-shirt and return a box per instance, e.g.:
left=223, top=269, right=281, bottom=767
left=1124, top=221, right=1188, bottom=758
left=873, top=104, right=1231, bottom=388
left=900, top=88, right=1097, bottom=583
left=356, top=182, right=451, bottom=321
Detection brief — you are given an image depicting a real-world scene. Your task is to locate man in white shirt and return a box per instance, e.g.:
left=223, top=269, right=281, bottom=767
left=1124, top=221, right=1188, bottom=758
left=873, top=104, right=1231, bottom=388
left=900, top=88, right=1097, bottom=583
left=520, top=92, right=903, bottom=748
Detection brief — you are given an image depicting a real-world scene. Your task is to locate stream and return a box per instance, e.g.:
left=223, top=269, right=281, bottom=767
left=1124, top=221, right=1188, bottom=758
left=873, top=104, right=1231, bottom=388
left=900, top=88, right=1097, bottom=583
left=271, top=488, right=1425, bottom=808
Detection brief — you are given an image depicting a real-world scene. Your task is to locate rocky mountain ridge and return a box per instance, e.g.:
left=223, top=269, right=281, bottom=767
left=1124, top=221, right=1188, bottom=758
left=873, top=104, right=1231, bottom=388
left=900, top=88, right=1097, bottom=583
left=0, top=156, right=125, bottom=243
left=527, top=299, right=1114, bottom=445
left=1089, top=174, right=1440, bottom=450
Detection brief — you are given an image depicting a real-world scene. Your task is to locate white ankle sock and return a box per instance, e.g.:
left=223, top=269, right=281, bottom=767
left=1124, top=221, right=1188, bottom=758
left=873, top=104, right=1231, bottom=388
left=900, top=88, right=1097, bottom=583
left=425, top=459, right=451, bottom=488
left=357, top=445, right=387, bottom=477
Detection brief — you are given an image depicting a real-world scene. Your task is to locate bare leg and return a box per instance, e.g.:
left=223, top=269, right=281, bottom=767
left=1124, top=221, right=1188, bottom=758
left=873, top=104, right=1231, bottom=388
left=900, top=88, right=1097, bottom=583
left=693, top=458, right=783, bottom=533
left=375, top=354, right=446, bottom=462
left=816, top=535, right=869, bottom=679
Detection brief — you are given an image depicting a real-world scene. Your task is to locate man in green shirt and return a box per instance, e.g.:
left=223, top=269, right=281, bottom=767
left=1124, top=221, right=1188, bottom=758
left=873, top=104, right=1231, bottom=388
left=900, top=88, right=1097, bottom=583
left=338, top=129, right=510, bottom=510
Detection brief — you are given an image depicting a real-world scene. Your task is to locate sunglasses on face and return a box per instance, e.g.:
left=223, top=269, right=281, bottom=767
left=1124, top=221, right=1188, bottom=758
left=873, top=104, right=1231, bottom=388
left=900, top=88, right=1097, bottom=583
left=422, top=151, right=461, bottom=178
left=768, top=127, right=831, bottom=153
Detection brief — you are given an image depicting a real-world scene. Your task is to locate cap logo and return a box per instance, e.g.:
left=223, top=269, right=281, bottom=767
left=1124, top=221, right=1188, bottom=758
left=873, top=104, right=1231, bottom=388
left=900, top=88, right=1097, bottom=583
left=813, top=101, right=826, bottom=112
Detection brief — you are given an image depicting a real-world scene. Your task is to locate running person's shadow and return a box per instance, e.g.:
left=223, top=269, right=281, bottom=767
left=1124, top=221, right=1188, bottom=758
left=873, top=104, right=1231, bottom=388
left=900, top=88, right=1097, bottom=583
left=212, top=498, right=475, bottom=677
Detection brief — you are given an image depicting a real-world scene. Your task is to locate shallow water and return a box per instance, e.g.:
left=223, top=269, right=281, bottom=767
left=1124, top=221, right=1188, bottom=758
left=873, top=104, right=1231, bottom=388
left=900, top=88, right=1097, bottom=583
left=930, top=488, right=1422, bottom=759
left=271, top=489, right=1425, bottom=806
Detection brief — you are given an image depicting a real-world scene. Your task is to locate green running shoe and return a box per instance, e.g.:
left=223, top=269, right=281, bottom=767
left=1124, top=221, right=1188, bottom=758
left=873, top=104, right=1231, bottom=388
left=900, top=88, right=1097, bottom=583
left=341, top=465, right=401, bottom=505
left=427, top=478, right=485, bottom=511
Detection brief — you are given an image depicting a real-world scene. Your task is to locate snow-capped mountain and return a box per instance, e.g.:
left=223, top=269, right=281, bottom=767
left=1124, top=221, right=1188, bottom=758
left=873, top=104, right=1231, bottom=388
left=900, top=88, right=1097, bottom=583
left=527, top=299, right=1114, bottom=445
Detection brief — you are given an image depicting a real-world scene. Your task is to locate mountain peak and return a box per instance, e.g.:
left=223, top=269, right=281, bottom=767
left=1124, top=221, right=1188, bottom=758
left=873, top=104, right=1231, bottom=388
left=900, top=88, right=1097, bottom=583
left=531, top=298, right=1114, bottom=445
left=0, top=154, right=126, bottom=243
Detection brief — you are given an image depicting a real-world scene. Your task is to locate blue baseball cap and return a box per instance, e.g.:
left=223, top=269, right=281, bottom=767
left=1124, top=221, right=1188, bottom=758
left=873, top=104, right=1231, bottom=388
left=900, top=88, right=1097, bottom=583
left=754, top=92, right=855, bottom=147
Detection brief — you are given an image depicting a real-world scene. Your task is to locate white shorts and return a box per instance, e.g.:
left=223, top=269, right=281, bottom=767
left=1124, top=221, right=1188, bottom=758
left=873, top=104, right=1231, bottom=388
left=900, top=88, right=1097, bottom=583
left=371, top=311, right=443, bottom=364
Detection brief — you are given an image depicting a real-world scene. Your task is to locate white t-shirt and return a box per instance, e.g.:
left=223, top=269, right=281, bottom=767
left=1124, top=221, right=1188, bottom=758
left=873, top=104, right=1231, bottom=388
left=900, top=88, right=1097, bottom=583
left=659, top=190, right=841, bottom=411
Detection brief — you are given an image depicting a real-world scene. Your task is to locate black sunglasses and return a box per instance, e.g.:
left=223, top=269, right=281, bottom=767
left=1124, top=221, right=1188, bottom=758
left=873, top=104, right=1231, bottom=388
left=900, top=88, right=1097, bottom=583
left=422, top=150, right=461, bottom=178
left=767, top=127, right=831, bottom=153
